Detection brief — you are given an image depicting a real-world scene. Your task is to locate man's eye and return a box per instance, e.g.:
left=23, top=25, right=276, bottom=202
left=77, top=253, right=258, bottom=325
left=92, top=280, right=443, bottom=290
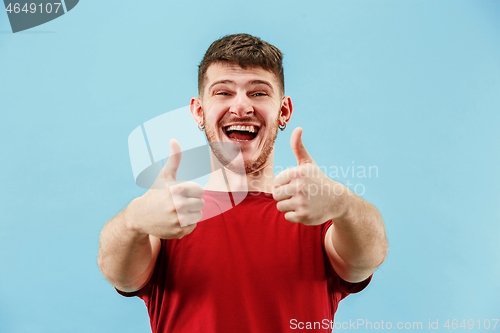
left=216, top=92, right=230, bottom=96
left=252, top=92, right=267, bottom=97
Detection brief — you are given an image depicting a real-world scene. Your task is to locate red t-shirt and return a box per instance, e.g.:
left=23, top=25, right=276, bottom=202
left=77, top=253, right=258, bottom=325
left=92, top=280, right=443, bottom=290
left=118, top=191, right=371, bottom=332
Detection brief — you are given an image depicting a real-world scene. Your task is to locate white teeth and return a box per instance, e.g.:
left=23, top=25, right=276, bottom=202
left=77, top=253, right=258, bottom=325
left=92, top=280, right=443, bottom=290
left=226, top=125, right=257, bottom=133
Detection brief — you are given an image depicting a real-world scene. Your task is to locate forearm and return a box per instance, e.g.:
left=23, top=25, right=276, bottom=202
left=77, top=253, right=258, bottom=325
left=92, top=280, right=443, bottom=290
left=98, top=198, right=159, bottom=292
left=331, top=191, right=388, bottom=272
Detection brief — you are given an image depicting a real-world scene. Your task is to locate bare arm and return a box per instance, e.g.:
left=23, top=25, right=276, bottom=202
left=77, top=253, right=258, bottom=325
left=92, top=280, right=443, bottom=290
left=324, top=191, right=388, bottom=283
left=98, top=199, right=161, bottom=292
left=97, top=140, right=204, bottom=292
left=272, top=128, right=387, bottom=283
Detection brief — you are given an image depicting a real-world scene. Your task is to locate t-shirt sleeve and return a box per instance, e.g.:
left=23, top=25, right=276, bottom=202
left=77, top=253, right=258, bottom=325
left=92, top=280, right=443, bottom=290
left=115, top=288, right=141, bottom=297
left=114, top=271, right=156, bottom=299
left=321, top=220, right=372, bottom=300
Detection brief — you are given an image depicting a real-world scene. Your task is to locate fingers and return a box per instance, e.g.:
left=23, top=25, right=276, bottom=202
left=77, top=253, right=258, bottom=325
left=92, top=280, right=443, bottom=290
left=178, top=211, right=203, bottom=227
left=175, top=201, right=203, bottom=227
left=274, top=164, right=311, bottom=188
left=274, top=169, right=292, bottom=188
left=164, top=139, right=182, bottom=182
left=170, top=182, right=205, bottom=228
left=284, top=212, right=300, bottom=223
left=276, top=197, right=295, bottom=213
left=183, top=222, right=198, bottom=233
left=274, top=168, right=297, bottom=188
left=290, top=127, right=313, bottom=165
left=274, top=197, right=302, bottom=223
left=170, top=181, right=204, bottom=198
left=171, top=189, right=204, bottom=225
left=272, top=182, right=295, bottom=201
left=174, top=197, right=205, bottom=213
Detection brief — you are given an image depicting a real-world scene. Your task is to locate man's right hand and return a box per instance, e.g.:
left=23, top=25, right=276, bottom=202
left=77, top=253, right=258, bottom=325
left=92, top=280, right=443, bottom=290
left=131, top=139, right=205, bottom=239
left=98, top=139, right=204, bottom=291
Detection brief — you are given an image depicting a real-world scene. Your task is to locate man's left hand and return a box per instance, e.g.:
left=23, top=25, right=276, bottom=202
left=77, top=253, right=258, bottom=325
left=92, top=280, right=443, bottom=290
left=272, top=127, right=349, bottom=225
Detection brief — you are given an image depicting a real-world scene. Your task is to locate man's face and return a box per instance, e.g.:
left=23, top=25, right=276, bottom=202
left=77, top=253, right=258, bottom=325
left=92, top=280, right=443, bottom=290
left=198, top=62, right=286, bottom=174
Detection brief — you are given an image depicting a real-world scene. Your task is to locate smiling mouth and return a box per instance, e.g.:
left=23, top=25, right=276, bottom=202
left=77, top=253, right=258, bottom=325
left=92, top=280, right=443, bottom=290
left=223, top=125, right=260, bottom=142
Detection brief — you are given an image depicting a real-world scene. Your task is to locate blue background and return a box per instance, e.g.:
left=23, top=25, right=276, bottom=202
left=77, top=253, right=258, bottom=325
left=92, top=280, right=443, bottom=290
left=1, top=0, right=499, bottom=332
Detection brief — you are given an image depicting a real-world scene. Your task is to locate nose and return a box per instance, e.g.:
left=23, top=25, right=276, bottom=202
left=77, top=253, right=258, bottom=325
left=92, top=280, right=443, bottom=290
left=229, top=93, right=254, bottom=117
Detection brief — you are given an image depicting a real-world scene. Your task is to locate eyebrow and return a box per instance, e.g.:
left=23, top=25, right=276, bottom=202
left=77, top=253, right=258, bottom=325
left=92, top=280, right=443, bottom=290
left=208, top=79, right=274, bottom=93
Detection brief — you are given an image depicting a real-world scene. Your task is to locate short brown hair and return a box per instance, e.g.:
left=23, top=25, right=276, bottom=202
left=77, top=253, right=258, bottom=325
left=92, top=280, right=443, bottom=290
left=198, top=33, right=284, bottom=96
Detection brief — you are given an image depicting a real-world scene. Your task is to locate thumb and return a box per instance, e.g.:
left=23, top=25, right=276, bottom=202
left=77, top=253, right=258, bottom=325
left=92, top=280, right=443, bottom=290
left=290, top=127, right=313, bottom=165
left=164, top=139, right=182, bottom=182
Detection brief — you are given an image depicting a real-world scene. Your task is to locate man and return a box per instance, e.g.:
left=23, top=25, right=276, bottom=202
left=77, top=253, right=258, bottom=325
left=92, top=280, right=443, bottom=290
left=98, top=33, right=388, bottom=332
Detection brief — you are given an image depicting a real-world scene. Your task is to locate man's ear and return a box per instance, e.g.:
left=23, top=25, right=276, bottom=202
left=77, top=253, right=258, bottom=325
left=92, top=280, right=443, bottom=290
left=280, top=96, right=293, bottom=124
left=190, top=97, right=203, bottom=124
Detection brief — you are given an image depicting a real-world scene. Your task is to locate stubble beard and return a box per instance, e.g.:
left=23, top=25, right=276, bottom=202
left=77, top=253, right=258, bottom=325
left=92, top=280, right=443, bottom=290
left=204, top=113, right=280, bottom=175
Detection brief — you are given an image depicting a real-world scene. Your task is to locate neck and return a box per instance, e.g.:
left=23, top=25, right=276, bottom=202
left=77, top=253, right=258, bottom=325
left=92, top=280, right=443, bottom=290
left=204, top=151, right=275, bottom=193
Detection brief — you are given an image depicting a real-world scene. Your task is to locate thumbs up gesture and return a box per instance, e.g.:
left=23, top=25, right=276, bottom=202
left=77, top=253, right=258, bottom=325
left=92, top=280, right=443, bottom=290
left=272, top=128, right=348, bottom=225
left=133, top=139, right=205, bottom=239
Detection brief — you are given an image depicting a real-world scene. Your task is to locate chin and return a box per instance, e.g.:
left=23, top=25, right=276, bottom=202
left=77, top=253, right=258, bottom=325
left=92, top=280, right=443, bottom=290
left=205, top=118, right=279, bottom=175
